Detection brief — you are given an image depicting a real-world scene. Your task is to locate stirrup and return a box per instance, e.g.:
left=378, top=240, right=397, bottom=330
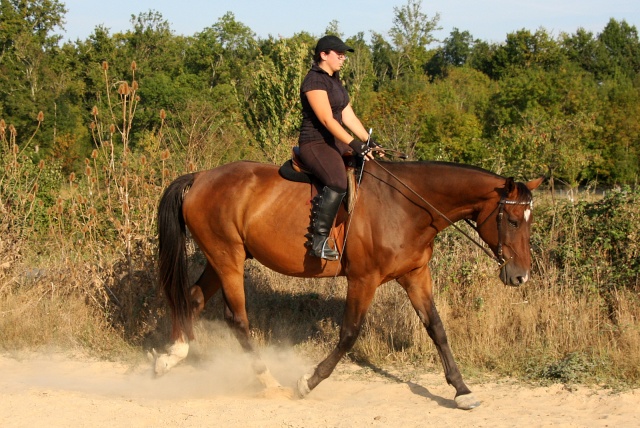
left=319, top=237, right=340, bottom=261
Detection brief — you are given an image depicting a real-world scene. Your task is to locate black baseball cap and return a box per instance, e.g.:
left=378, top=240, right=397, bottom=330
left=314, top=35, right=354, bottom=55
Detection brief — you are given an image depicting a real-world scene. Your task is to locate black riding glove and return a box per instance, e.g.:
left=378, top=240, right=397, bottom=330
left=349, top=138, right=370, bottom=157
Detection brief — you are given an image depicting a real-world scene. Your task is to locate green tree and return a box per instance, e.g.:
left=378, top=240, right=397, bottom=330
left=387, top=0, right=440, bottom=79
left=595, top=18, right=640, bottom=81
left=484, top=28, right=565, bottom=79
left=235, top=38, right=308, bottom=163
left=342, top=32, right=375, bottom=103
left=187, top=12, right=258, bottom=88
left=426, top=28, right=475, bottom=78
left=415, top=67, right=492, bottom=163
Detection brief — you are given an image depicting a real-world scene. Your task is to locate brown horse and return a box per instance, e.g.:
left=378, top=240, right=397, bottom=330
left=154, top=159, right=543, bottom=410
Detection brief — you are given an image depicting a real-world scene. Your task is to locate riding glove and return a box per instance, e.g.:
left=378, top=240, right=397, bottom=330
left=349, top=138, right=371, bottom=157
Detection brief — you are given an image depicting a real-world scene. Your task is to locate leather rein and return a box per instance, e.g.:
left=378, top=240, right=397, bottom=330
left=367, top=158, right=532, bottom=269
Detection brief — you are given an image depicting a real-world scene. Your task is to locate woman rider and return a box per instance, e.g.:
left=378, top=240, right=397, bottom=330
left=298, top=35, right=378, bottom=260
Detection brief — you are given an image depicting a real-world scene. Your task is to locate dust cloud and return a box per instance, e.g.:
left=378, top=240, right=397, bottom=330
left=1, top=320, right=312, bottom=401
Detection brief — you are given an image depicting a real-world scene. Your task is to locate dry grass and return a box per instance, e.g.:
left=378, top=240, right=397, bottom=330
left=2, top=187, right=639, bottom=388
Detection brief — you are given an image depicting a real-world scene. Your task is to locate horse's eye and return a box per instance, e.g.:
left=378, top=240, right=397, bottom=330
left=508, top=219, right=519, bottom=228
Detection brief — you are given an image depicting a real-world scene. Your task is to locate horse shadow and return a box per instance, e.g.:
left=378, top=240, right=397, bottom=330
left=182, top=263, right=456, bottom=408
left=360, top=362, right=457, bottom=409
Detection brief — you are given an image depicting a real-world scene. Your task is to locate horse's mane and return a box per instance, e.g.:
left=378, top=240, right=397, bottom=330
left=380, top=160, right=503, bottom=179
left=379, top=160, right=533, bottom=201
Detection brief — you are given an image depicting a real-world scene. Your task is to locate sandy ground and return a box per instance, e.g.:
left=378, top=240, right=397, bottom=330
left=0, top=349, right=638, bottom=428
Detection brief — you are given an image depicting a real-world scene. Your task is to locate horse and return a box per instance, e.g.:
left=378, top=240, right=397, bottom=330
left=153, top=158, right=543, bottom=410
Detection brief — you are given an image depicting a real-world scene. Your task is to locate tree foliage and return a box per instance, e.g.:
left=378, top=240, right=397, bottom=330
left=0, top=1, right=637, bottom=187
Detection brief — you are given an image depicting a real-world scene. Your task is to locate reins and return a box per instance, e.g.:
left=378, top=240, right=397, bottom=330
left=362, top=158, right=531, bottom=269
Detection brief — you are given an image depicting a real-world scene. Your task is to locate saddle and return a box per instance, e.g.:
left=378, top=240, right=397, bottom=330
left=278, top=147, right=361, bottom=213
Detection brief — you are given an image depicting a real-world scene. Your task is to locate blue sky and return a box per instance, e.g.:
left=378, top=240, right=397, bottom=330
left=58, top=0, right=638, bottom=44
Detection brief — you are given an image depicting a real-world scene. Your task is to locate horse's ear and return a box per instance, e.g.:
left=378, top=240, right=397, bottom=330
left=526, top=176, right=544, bottom=191
left=504, top=177, right=516, bottom=194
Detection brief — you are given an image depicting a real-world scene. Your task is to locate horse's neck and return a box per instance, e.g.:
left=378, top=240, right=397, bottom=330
left=378, top=162, right=500, bottom=223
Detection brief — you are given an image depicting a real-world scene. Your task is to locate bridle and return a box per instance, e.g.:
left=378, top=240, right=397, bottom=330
left=367, top=159, right=533, bottom=269
left=465, top=198, right=532, bottom=268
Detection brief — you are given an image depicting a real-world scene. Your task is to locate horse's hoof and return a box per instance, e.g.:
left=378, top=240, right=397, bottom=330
left=154, top=354, right=171, bottom=376
left=256, top=369, right=282, bottom=389
left=455, top=393, right=481, bottom=410
left=296, top=373, right=312, bottom=399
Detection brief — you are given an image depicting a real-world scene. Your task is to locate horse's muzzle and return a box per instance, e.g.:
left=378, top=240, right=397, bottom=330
left=500, top=266, right=529, bottom=286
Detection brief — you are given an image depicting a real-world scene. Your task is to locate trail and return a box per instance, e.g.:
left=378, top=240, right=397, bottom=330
left=0, top=350, right=637, bottom=428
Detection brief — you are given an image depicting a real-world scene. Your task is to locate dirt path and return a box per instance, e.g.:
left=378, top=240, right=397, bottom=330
left=1, top=351, right=637, bottom=427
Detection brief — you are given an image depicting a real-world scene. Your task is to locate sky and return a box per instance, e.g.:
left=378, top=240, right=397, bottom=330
left=57, top=0, right=639, bottom=45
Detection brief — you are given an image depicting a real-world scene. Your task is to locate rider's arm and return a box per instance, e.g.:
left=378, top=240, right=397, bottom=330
left=305, top=90, right=354, bottom=145
left=341, top=103, right=369, bottom=142
left=306, top=91, right=374, bottom=159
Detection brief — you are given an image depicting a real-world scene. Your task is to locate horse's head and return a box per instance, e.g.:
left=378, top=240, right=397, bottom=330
left=476, top=176, right=544, bottom=286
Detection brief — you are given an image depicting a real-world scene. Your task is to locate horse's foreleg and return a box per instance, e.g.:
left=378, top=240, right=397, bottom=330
left=398, top=266, right=481, bottom=410
left=297, top=279, right=376, bottom=398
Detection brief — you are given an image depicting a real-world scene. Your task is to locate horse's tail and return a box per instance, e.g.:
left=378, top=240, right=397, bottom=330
left=157, top=173, right=195, bottom=341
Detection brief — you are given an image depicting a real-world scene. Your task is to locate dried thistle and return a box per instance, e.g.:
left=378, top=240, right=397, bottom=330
left=102, top=61, right=109, bottom=71
left=37, top=111, right=44, bottom=122
left=131, top=61, right=137, bottom=71
left=160, top=149, right=170, bottom=161
left=159, top=109, right=166, bottom=120
left=92, top=106, right=99, bottom=117
left=118, top=82, right=130, bottom=95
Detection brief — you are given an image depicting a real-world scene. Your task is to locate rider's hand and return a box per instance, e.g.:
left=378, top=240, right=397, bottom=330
left=368, top=138, right=385, bottom=158
left=349, top=138, right=371, bottom=158
left=368, top=138, right=381, bottom=148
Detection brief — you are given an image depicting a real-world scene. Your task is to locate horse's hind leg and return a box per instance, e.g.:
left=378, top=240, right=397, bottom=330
left=154, top=263, right=222, bottom=375
left=190, top=263, right=222, bottom=319
left=218, top=265, right=284, bottom=391
left=397, top=264, right=481, bottom=410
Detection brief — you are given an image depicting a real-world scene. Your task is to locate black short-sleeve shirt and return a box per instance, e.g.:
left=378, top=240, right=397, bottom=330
left=298, top=64, right=350, bottom=145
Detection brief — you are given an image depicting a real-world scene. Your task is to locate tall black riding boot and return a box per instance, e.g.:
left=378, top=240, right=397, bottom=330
left=308, top=186, right=346, bottom=261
